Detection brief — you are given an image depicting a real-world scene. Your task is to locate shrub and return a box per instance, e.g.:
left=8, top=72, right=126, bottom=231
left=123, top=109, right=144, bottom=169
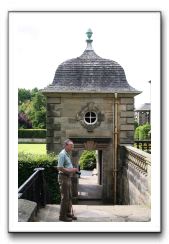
left=134, top=123, right=151, bottom=140
left=18, top=112, right=32, bottom=129
left=142, top=123, right=151, bottom=139
left=80, top=150, right=96, bottom=170
left=134, top=126, right=140, bottom=140
left=18, top=129, right=46, bottom=138
left=134, top=121, right=138, bottom=130
left=18, top=152, right=60, bottom=203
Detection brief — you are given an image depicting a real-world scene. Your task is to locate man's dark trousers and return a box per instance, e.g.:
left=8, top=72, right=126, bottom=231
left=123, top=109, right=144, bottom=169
left=58, top=173, right=72, bottom=218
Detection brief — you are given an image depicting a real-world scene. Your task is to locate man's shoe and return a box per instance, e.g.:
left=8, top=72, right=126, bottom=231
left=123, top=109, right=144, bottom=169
left=59, top=216, right=72, bottom=222
left=67, top=214, right=77, bottom=220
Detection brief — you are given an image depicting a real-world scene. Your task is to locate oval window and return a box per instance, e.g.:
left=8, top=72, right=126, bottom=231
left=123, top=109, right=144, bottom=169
left=84, top=111, right=97, bottom=125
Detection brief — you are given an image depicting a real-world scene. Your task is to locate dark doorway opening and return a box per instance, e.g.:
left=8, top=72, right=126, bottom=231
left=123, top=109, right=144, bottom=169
left=78, top=149, right=103, bottom=205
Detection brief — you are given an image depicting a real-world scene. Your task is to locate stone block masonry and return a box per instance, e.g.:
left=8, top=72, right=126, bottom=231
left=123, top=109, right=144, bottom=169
left=119, top=97, right=135, bottom=144
left=46, top=95, right=115, bottom=154
left=118, top=145, right=151, bottom=206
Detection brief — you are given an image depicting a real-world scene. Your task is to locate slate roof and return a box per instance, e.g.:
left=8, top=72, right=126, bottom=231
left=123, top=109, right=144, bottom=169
left=135, top=103, right=151, bottom=111
left=43, top=30, right=140, bottom=95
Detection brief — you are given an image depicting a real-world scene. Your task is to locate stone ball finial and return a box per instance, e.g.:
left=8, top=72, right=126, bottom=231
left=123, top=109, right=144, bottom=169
left=86, top=28, right=93, bottom=40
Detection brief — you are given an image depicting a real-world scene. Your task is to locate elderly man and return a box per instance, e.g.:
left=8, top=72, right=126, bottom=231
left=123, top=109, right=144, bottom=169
left=57, top=139, right=78, bottom=222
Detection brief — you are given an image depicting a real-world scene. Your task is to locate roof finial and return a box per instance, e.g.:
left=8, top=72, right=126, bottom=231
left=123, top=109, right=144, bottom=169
left=86, top=28, right=93, bottom=40
left=85, top=28, right=93, bottom=50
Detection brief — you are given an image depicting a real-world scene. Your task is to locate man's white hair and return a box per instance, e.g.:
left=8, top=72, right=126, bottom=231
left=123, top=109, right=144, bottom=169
left=63, top=139, right=73, bottom=147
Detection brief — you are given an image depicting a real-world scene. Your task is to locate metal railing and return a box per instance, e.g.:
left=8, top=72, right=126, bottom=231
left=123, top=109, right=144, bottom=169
left=134, top=140, right=151, bottom=153
left=18, top=168, right=47, bottom=208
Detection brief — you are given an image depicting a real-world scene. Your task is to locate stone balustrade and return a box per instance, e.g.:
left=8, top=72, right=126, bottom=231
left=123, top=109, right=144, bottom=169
left=119, top=145, right=151, bottom=206
left=125, top=145, right=151, bottom=174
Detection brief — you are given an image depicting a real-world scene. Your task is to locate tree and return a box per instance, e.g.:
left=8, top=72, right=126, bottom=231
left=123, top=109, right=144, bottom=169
left=31, top=87, right=39, bottom=98
left=134, top=123, right=151, bottom=140
left=18, top=112, right=32, bottom=128
left=18, top=88, right=31, bottom=105
left=29, top=92, right=46, bottom=128
left=80, top=150, right=96, bottom=170
left=18, top=88, right=46, bottom=129
left=134, top=126, right=140, bottom=140
left=19, top=100, right=32, bottom=114
left=141, top=123, right=151, bottom=139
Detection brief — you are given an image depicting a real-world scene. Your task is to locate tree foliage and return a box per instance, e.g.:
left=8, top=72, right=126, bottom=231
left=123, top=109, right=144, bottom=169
left=18, top=88, right=46, bottom=129
left=79, top=150, right=96, bottom=170
left=29, top=92, right=46, bottom=128
left=134, top=123, right=151, bottom=140
left=18, top=88, right=31, bottom=105
left=18, top=112, right=32, bottom=129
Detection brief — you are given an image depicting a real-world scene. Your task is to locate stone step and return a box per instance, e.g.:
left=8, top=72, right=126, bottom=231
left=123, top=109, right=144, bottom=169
left=78, top=199, right=103, bottom=205
left=36, top=204, right=151, bottom=222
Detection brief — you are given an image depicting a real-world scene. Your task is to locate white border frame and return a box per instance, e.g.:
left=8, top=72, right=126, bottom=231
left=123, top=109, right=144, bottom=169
left=8, top=11, right=161, bottom=233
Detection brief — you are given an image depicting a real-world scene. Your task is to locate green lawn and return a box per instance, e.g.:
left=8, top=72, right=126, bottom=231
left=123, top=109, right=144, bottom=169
left=18, top=144, right=46, bottom=154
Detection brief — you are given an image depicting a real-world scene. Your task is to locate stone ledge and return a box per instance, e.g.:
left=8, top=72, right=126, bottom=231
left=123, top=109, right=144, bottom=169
left=18, top=138, right=46, bottom=143
left=18, top=199, right=37, bottom=222
left=121, top=144, right=151, bottom=163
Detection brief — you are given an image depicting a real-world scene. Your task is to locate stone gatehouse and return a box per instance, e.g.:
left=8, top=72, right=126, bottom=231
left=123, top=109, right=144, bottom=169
left=42, top=29, right=140, bottom=203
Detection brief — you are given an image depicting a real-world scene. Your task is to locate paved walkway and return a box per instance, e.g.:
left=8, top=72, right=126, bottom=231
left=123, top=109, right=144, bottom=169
left=36, top=204, right=151, bottom=222
left=36, top=172, right=151, bottom=222
left=36, top=171, right=150, bottom=222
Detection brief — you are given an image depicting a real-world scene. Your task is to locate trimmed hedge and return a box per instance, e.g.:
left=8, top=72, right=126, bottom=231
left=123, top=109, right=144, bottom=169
left=18, top=152, right=60, bottom=204
left=18, top=129, right=46, bottom=138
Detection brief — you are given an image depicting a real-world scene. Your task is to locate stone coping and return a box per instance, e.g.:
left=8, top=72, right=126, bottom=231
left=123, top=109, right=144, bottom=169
left=18, top=199, right=37, bottom=222
left=18, top=138, right=46, bottom=143
left=120, top=144, right=151, bottom=163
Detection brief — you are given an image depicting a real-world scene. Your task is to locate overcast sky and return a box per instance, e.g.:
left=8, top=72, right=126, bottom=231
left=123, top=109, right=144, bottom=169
left=9, top=12, right=160, bottom=108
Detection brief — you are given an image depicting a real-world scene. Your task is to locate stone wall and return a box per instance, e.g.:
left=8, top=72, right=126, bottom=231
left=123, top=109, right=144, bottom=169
left=46, top=94, right=136, bottom=152
left=118, top=145, right=151, bottom=206
left=46, top=94, right=115, bottom=154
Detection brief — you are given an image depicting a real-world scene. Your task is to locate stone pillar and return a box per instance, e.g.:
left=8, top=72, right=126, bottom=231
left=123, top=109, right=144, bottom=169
left=147, top=162, right=151, bottom=207
left=46, top=97, right=62, bottom=154
left=95, top=150, right=99, bottom=184
left=119, top=97, right=135, bottom=144
left=117, top=97, right=135, bottom=204
left=117, top=145, right=128, bottom=204
left=98, top=150, right=102, bottom=185
left=102, top=144, right=113, bottom=203
left=71, top=150, right=80, bottom=203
